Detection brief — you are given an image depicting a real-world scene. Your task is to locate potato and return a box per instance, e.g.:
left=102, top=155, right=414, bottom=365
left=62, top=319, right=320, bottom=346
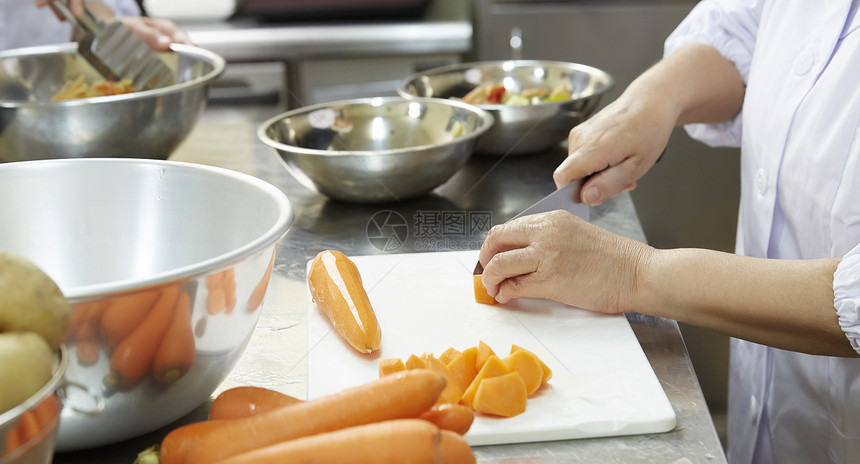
left=0, top=250, right=71, bottom=349
left=0, top=332, right=53, bottom=414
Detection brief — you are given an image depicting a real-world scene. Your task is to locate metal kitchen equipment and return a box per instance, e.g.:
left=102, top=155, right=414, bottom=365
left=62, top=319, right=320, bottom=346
left=49, top=0, right=174, bottom=91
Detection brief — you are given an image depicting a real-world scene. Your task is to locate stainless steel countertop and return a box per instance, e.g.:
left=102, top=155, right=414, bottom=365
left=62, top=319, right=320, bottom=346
left=53, top=105, right=726, bottom=463
left=180, top=0, right=472, bottom=62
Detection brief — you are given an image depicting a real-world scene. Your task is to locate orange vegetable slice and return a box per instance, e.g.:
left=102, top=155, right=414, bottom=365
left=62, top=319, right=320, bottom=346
left=378, top=358, right=406, bottom=377
left=503, top=350, right=544, bottom=395
left=438, top=347, right=461, bottom=365
left=473, top=371, right=528, bottom=417
left=476, top=340, right=496, bottom=370
left=405, top=354, right=428, bottom=370
left=446, top=346, right=478, bottom=396
left=473, top=274, right=497, bottom=305
left=461, top=354, right=508, bottom=408
left=511, top=344, right=553, bottom=386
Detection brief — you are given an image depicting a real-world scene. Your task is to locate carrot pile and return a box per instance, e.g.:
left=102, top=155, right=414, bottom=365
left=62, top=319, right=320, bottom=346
left=380, top=341, right=552, bottom=418
left=66, top=284, right=196, bottom=389
left=144, top=369, right=475, bottom=464
left=2, top=395, right=61, bottom=460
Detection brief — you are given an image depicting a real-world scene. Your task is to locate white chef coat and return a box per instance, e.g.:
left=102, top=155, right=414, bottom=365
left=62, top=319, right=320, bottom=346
left=0, top=0, right=140, bottom=52
left=665, top=1, right=860, bottom=463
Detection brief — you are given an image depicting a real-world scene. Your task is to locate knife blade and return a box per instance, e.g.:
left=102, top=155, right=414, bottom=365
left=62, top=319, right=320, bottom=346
left=474, top=179, right=589, bottom=274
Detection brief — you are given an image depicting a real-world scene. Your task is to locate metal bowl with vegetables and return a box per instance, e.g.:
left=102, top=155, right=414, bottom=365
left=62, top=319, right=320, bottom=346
left=0, top=42, right=225, bottom=162
left=0, top=158, right=293, bottom=450
left=398, top=60, right=613, bottom=156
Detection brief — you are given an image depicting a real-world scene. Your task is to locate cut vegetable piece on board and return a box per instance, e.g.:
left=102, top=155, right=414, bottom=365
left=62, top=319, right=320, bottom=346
left=503, top=349, right=544, bottom=395
left=308, top=250, right=381, bottom=354
left=473, top=274, right=497, bottom=305
left=476, top=340, right=496, bottom=370
left=446, top=346, right=478, bottom=396
left=473, top=371, right=529, bottom=417
left=378, top=358, right=406, bottom=377
left=439, top=346, right=462, bottom=365
left=511, top=344, right=553, bottom=386
left=461, top=354, right=508, bottom=408
left=405, top=354, right=428, bottom=370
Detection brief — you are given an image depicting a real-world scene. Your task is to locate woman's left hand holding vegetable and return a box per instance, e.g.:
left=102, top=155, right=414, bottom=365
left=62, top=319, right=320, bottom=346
left=478, top=210, right=652, bottom=313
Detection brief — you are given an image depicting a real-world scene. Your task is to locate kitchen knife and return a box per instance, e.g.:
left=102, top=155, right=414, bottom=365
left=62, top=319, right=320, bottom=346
left=474, top=179, right=589, bottom=274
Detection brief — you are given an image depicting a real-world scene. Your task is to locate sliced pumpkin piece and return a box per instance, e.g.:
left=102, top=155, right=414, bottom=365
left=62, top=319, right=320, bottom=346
left=378, top=358, right=406, bottom=377
left=503, top=350, right=544, bottom=396
left=476, top=340, right=496, bottom=370
left=446, top=346, right=478, bottom=396
left=511, top=344, right=552, bottom=386
left=473, top=371, right=528, bottom=417
left=438, top=347, right=461, bottom=365
left=461, top=354, right=508, bottom=408
left=405, top=354, right=428, bottom=370
left=473, top=274, right=497, bottom=305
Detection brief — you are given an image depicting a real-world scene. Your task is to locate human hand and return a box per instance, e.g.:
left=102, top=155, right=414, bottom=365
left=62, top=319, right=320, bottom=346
left=117, top=16, right=193, bottom=51
left=478, top=210, right=654, bottom=313
left=553, top=87, right=677, bottom=206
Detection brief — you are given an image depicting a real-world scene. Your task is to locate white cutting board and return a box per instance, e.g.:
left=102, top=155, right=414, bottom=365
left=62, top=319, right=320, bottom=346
left=306, top=250, right=676, bottom=446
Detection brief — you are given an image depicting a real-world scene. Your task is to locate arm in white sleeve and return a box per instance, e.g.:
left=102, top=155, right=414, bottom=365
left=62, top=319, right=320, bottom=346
left=94, top=0, right=140, bottom=17
left=834, top=243, right=860, bottom=355
left=664, top=0, right=763, bottom=147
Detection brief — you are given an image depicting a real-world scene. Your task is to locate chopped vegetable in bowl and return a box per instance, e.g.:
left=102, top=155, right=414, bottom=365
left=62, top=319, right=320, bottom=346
left=458, top=81, right=574, bottom=106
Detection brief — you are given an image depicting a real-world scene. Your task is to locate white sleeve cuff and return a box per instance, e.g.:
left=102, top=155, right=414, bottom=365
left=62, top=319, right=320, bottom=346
left=834, top=246, right=860, bottom=355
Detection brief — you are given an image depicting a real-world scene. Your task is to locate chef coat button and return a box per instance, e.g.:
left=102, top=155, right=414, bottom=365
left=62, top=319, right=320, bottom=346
left=756, top=169, right=767, bottom=195
left=794, top=48, right=815, bottom=75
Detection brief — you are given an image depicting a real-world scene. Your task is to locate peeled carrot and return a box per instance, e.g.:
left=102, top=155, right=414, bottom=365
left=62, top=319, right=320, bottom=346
left=213, top=419, right=474, bottom=464
left=439, top=429, right=476, bottom=464
left=473, top=274, right=497, bottom=305
left=209, top=386, right=302, bottom=421
left=184, top=369, right=446, bottom=464
left=32, top=396, right=59, bottom=430
left=15, top=412, right=39, bottom=448
left=3, top=424, right=20, bottom=456
left=418, top=403, right=475, bottom=435
left=247, top=251, right=275, bottom=313
left=152, top=290, right=196, bottom=384
left=100, top=289, right=161, bottom=346
left=104, top=285, right=179, bottom=388
left=160, top=420, right=230, bottom=464
left=307, top=250, right=381, bottom=354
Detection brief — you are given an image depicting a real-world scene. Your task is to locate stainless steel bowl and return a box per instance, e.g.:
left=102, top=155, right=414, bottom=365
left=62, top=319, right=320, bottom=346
left=0, top=347, right=67, bottom=464
left=0, top=42, right=225, bottom=162
left=398, top=60, right=613, bottom=156
left=0, top=159, right=293, bottom=450
left=257, top=96, right=494, bottom=203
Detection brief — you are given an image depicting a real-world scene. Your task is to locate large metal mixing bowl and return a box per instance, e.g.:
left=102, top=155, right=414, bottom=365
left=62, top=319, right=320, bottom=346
left=0, top=43, right=225, bottom=162
left=398, top=60, right=613, bottom=156
left=257, top=96, right=493, bottom=203
left=0, top=159, right=293, bottom=450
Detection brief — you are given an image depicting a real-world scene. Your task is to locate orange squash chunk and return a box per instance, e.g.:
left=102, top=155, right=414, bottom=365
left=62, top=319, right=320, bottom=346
left=511, top=344, right=552, bottom=386
left=473, top=371, right=528, bottom=417
left=503, top=350, right=543, bottom=396
left=473, top=274, right=497, bottom=305
left=378, top=358, right=406, bottom=377
left=425, top=357, right=463, bottom=405
left=446, top=346, right=478, bottom=396
left=476, top=340, right=496, bottom=370
left=405, top=354, right=428, bottom=370
left=461, top=354, right=508, bottom=408
left=438, top=347, right=461, bottom=365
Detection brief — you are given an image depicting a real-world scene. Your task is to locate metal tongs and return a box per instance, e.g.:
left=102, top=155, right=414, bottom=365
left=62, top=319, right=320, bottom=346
left=49, top=0, right=174, bottom=91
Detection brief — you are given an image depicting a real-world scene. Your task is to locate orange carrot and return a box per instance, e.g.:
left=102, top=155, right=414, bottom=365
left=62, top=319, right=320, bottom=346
left=15, top=411, right=39, bottom=447
left=160, top=420, right=230, bottom=464
left=209, top=386, right=302, bottom=421
left=247, top=251, right=275, bottom=313
left=213, top=419, right=474, bottom=464
left=307, top=250, right=381, bottom=354
left=153, top=290, right=196, bottom=384
left=184, top=369, right=446, bottom=464
left=473, top=274, right=497, bottom=305
left=439, top=429, right=476, bottom=464
left=32, top=396, right=59, bottom=429
left=3, top=424, right=20, bottom=456
left=206, top=286, right=226, bottom=315
left=100, top=289, right=161, bottom=346
left=75, top=338, right=100, bottom=365
left=418, top=403, right=475, bottom=435
left=103, top=285, right=179, bottom=388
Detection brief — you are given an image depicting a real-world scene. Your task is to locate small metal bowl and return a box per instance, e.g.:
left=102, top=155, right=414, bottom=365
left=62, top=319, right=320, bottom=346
left=257, top=96, right=494, bottom=203
left=0, top=42, right=225, bottom=162
left=0, top=159, right=293, bottom=450
left=398, top=60, right=613, bottom=156
left=0, top=347, right=68, bottom=464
